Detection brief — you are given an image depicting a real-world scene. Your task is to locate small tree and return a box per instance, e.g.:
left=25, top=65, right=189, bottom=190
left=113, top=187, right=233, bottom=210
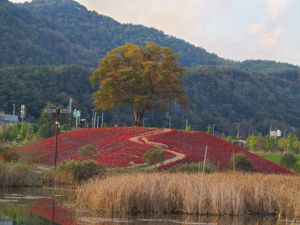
left=206, top=125, right=212, bottom=134
left=9, top=123, right=19, bottom=141
left=226, top=136, right=233, bottom=144
left=230, top=153, right=253, bottom=171
left=79, top=144, right=98, bottom=160
left=19, top=122, right=28, bottom=141
left=280, top=153, right=297, bottom=169
left=247, top=134, right=258, bottom=151
left=264, top=135, right=275, bottom=152
left=143, top=149, right=165, bottom=165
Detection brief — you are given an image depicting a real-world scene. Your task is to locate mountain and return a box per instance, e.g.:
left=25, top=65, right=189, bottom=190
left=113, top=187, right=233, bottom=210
left=182, top=66, right=300, bottom=135
left=21, top=0, right=224, bottom=68
left=0, top=0, right=299, bottom=136
left=0, top=0, right=96, bottom=67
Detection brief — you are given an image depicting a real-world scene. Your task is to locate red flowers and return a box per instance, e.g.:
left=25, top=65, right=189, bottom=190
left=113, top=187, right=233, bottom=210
left=147, top=129, right=293, bottom=174
left=15, top=127, right=293, bottom=174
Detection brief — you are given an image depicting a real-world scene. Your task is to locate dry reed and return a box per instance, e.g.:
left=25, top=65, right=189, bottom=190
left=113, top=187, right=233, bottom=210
left=76, top=172, right=300, bottom=217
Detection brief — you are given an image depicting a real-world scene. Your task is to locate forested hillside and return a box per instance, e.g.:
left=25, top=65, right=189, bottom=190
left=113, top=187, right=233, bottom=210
left=0, top=0, right=299, bottom=136
left=0, top=0, right=96, bottom=67
left=22, top=0, right=224, bottom=68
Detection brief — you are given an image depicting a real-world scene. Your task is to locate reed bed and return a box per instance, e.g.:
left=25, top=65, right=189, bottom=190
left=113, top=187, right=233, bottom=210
left=76, top=172, right=300, bottom=217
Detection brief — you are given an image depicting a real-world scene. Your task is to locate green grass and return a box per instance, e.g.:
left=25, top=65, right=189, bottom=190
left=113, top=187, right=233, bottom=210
left=256, top=153, right=300, bottom=167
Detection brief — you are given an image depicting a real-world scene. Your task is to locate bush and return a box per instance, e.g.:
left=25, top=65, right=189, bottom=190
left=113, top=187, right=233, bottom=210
left=79, top=144, right=98, bottom=160
left=143, top=149, right=165, bottom=165
left=54, top=160, right=105, bottom=185
left=280, top=153, right=297, bottom=169
left=230, top=153, right=253, bottom=171
left=0, top=162, right=41, bottom=187
left=172, top=161, right=216, bottom=173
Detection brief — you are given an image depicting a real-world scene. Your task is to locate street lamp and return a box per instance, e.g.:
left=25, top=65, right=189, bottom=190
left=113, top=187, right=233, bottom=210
left=233, top=123, right=240, bottom=140
left=142, top=117, right=148, bottom=127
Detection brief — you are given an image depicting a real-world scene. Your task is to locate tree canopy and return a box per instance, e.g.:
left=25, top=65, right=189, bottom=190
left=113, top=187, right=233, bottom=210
left=90, top=42, right=189, bottom=126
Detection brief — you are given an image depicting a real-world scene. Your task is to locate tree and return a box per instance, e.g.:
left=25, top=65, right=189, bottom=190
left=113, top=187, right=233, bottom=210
left=264, top=135, right=275, bottom=152
left=247, top=134, right=258, bottom=151
left=19, top=122, right=28, bottom=141
left=90, top=42, right=189, bottom=126
left=226, top=136, right=233, bottom=144
left=206, top=125, right=212, bottom=134
left=9, top=123, right=19, bottom=141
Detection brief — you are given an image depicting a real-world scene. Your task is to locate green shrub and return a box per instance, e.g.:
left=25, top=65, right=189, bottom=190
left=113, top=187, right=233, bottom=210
left=54, top=160, right=105, bottom=185
left=79, top=144, right=98, bottom=160
left=172, top=161, right=216, bottom=173
left=280, top=153, right=297, bottom=169
left=230, top=153, right=253, bottom=171
left=143, top=149, right=166, bottom=165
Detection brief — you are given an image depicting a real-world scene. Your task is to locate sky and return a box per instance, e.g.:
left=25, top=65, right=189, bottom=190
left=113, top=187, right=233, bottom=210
left=10, top=0, right=300, bottom=65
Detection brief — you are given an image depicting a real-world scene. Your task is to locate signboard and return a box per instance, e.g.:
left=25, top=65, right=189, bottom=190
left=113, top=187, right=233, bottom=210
left=276, top=129, right=281, bottom=137
left=45, top=109, right=56, bottom=113
left=73, top=109, right=81, bottom=118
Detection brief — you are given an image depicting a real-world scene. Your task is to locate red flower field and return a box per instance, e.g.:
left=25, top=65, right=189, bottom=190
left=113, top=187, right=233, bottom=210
left=14, top=127, right=293, bottom=174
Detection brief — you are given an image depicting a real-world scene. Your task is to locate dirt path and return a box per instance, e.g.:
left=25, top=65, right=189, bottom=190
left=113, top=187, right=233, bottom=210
left=129, top=129, right=186, bottom=169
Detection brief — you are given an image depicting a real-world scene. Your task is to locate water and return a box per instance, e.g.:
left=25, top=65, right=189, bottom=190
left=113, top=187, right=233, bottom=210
left=0, top=188, right=297, bottom=225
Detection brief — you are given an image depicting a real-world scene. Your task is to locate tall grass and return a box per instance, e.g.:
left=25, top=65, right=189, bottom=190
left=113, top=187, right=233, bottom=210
left=0, top=162, right=42, bottom=187
left=76, top=172, right=300, bottom=217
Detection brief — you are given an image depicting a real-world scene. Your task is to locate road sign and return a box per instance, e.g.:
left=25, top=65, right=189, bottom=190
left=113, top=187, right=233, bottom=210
left=60, top=109, right=71, bottom=114
left=45, top=109, right=56, bottom=113
left=44, top=107, right=70, bottom=167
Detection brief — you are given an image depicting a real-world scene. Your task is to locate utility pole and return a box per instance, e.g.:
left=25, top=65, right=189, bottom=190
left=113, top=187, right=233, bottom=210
left=166, top=113, right=171, bottom=129
left=101, top=112, right=104, bottom=128
left=96, top=115, right=99, bottom=128
left=213, top=124, right=216, bottom=136
left=45, top=107, right=70, bottom=167
left=12, top=104, right=15, bottom=115
left=291, top=127, right=296, bottom=138
left=20, top=105, right=26, bottom=123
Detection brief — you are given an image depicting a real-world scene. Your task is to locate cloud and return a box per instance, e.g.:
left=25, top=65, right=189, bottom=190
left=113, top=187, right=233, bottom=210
left=80, top=0, right=204, bottom=36
left=250, top=23, right=265, bottom=34
left=258, top=27, right=285, bottom=49
left=265, top=0, right=292, bottom=19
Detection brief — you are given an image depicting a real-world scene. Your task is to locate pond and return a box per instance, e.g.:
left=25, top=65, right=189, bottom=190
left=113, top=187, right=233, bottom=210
left=0, top=187, right=297, bottom=225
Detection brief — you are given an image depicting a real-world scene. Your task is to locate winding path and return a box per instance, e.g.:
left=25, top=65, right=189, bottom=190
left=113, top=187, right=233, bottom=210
left=129, top=129, right=186, bottom=168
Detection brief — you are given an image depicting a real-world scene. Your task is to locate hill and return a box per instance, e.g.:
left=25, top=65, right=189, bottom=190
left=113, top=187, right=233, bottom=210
left=0, top=64, right=299, bottom=136
left=182, top=66, right=300, bottom=135
left=0, top=0, right=95, bottom=67
left=22, top=0, right=224, bottom=68
left=16, top=127, right=293, bottom=174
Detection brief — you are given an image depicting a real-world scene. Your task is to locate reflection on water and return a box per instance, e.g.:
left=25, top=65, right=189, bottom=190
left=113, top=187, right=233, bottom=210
left=0, top=188, right=298, bottom=225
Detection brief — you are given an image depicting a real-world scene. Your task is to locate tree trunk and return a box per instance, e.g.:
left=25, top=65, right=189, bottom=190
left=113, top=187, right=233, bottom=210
left=133, top=111, right=143, bottom=127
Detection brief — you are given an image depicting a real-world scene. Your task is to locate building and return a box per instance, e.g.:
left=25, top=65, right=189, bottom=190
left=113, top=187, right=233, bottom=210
left=0, top=112, right=19, bottom=126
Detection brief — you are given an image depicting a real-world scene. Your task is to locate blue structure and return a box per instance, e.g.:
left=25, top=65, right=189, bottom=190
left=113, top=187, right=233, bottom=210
left=0, top=114, right=19, bottom=125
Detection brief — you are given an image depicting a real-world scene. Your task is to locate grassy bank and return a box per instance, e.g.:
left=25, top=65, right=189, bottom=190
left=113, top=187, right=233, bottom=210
left=76, top=172, right=300, bottom=217
left=256, top=153, right=300, bottom=167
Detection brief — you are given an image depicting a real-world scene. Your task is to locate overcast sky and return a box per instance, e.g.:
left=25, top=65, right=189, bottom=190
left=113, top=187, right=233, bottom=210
left=10, top=0, right=300, bottom=65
